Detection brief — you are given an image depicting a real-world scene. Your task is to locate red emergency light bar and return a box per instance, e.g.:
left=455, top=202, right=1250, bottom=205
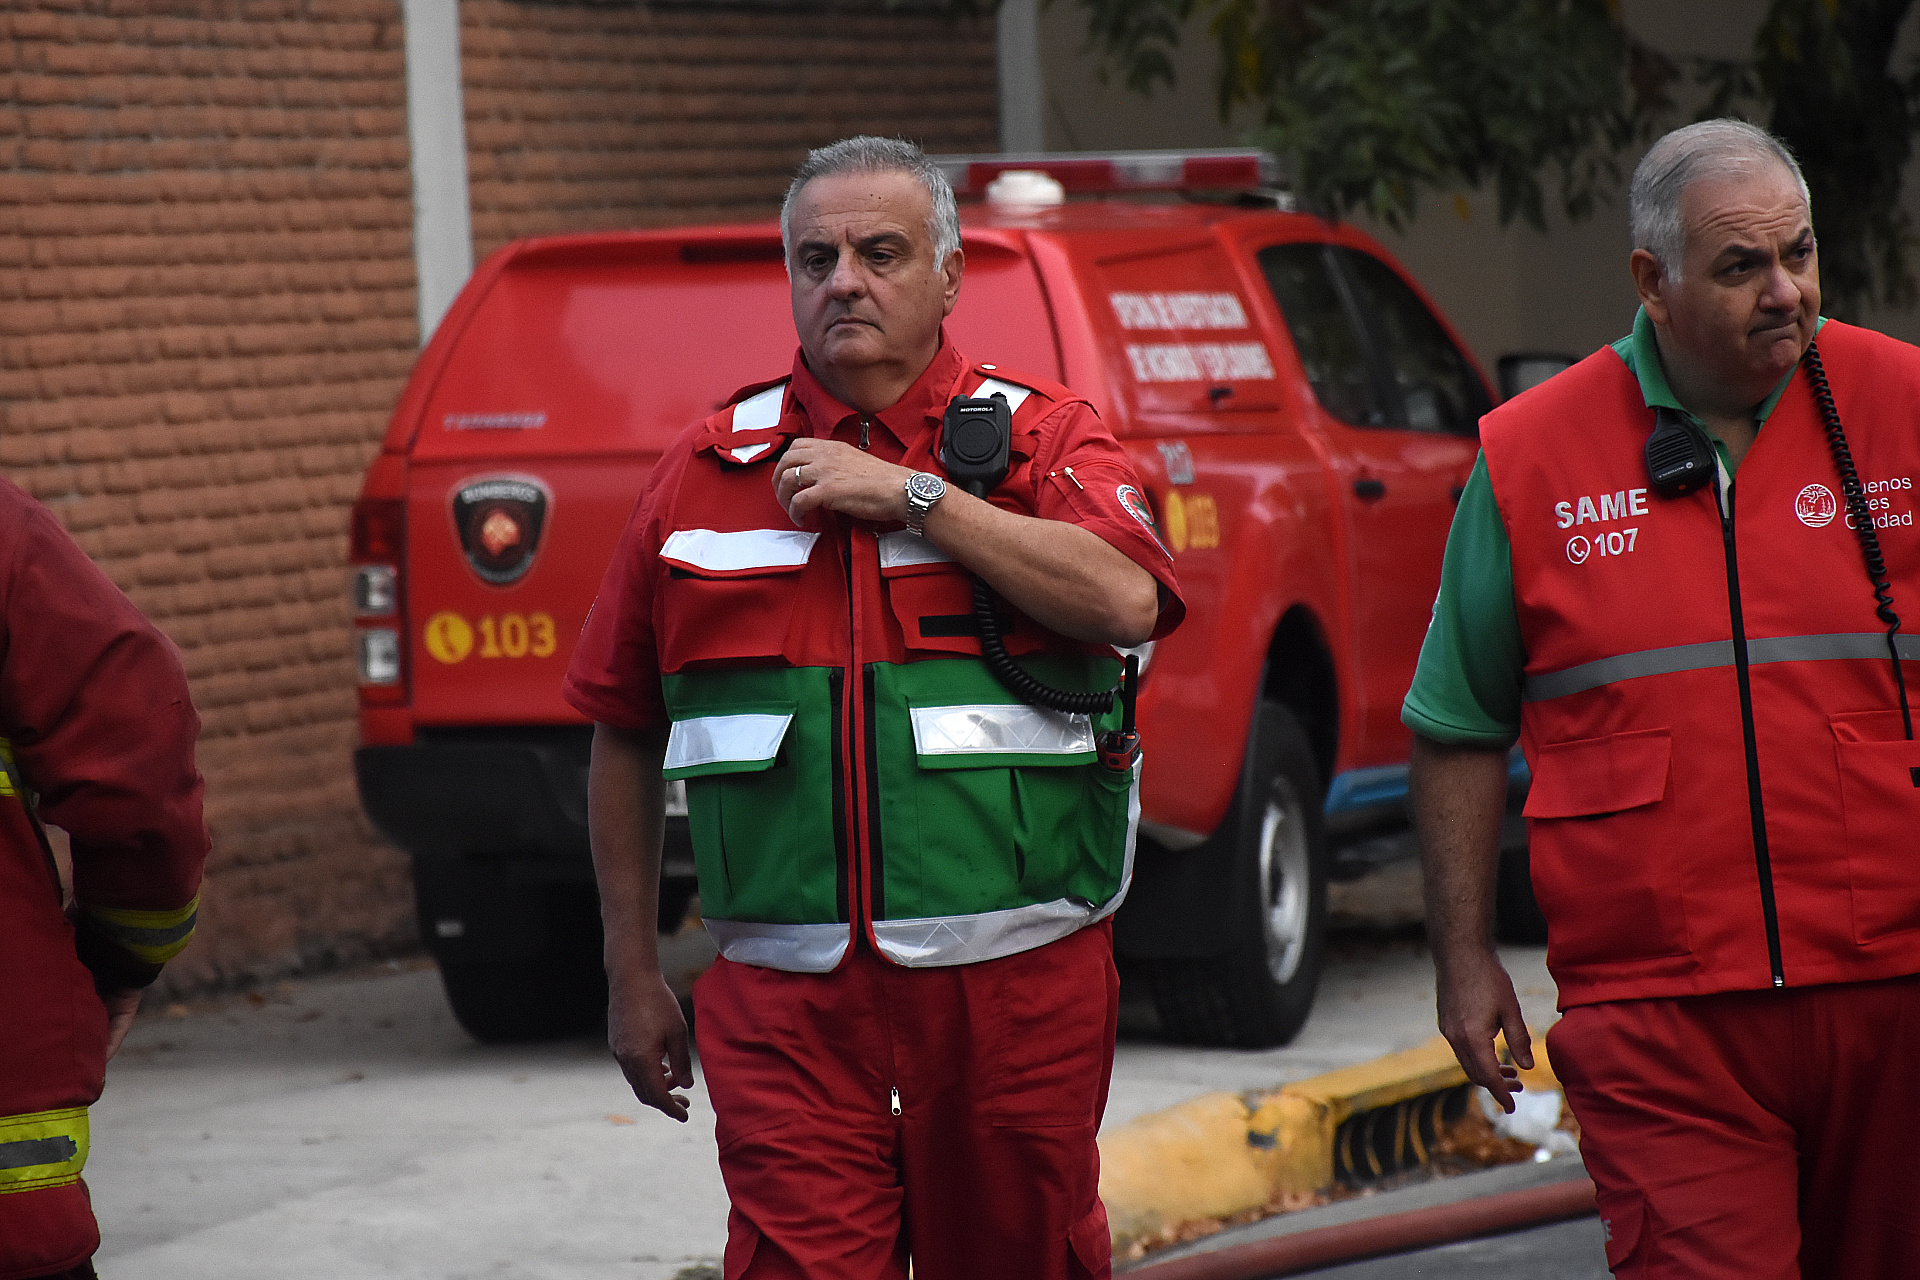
left=932, top=149, right=1280, bottom=197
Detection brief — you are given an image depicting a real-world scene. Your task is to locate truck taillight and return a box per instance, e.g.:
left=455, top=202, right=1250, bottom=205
left=350, top=497, right=407, bottom=705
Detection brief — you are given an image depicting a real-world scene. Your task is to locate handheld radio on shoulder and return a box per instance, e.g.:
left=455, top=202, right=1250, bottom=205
left=938, top=393, right=1138, bottom=762
left=1644, top=407, right=1715, bottom=497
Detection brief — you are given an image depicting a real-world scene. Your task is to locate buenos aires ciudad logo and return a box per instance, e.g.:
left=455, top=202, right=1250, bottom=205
left=1795, top=483, right=1838, bottom=528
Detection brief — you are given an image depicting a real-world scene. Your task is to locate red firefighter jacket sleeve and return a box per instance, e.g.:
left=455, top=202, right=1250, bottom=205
left=0, top=479, right=209, bottom=991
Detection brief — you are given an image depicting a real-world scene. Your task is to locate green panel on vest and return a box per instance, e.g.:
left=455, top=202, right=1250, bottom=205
left=661, top=667, right=839, bottom=925
left=869, top=657, right=1129, bottom=921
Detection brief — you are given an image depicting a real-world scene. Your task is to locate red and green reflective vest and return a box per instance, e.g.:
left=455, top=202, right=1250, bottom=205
left=1482, top=320, right=1920, bottom=1007
left=655, top=373, right=1139, bottom=973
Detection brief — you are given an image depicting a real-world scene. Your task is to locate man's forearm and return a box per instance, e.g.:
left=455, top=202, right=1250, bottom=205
left=923, top=489, right=1159, bottom=646
left=1410, top=734, right=1511, bottom=954
left=588, top=723, right=670, bottom=976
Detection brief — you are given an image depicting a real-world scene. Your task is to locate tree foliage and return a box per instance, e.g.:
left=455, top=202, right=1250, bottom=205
left=1060, top=0, right=1920, bottom=315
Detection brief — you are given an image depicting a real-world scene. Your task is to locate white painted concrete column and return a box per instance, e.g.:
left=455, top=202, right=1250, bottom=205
left=402, top=0, right=474, bottom=345
left=996, top=0, right=1044, bottom=154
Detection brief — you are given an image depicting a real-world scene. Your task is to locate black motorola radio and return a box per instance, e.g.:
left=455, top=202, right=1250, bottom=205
left=940, top=392, right=1013, bottom=497
left=1644, top=406, right=1716, bottom=497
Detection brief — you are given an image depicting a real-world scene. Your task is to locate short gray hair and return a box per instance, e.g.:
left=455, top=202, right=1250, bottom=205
left=780, top=136, right=962, bottom=271
left=1629, top=119, right=1812, bottom=280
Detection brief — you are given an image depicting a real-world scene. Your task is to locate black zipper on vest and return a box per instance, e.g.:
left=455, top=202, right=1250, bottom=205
left=1716, top=470, right=1786, bottom=988
left=863, top=664, right=886, bottom=920
left=829, top=667, right=849, bottom=922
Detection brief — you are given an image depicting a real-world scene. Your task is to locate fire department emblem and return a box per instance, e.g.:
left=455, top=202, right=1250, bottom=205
left=1795, top=483, right=1838, bottom=528
left=452, top=474, right=550, bottom=584
left=1116, top=484, right=1172, bottom=557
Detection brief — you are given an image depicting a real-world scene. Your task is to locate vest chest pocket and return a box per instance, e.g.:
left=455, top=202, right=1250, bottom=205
left=876, top=530, right=1043, bottom=658
left=873, top=689, right=1132, bottom=921
left=657, top=528, right=817, bottom=670
left=1831, top=711, right=1920, bottom=943
left=1523, top=728, right=1689, bottom=966
left=660, top=667, right=840, bottom=927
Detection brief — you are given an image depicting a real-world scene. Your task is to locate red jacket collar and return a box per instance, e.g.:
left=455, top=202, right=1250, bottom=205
left=788, top=333, right=968, bottom=451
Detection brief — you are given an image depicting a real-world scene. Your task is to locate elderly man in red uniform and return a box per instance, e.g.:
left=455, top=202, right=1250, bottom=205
left=1410, top=119, right=1920, bottom=1277
left=0, top=480, right=208, bottom=1280
left=564, top=137, right=1183, bottom=1278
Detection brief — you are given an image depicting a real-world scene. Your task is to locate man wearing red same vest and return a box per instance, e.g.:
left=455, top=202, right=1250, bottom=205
left=1407, top=119, right=1920, bottom=1277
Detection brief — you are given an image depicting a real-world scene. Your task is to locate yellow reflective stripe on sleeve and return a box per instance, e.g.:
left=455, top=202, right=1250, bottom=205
left=0, top=1108, right=88, bottom=1194
left=0, top=736, right=19, bottom=798
left=81, top=896, right=200, bottom=965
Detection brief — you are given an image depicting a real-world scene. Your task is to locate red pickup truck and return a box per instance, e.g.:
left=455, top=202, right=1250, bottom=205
left=351, top=150, right=1534, bottom=1045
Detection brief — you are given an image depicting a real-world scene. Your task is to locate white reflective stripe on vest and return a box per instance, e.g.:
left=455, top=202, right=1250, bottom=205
left=660, top=528, right=818, bottom=572
left=1523, top=631, right=1920, bottom=703
left=731, top=384, right=785, bottom=432
left=703, top=919, right=850, bottom=973
left=877, top=530, right=956, bottom=570
left=969, top=377, right=1033, bottom=413
left=909, top=703, right=1095, bottom=756
left=665, top=713, right=794, bottom=771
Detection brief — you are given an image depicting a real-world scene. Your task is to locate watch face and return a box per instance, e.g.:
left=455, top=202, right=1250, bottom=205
left=909, top=472, right=946, bottom=502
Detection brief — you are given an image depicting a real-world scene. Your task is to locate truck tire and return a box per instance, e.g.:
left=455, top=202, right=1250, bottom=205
left=1146, top=701, right=1328, bottom=1048
left=437, top=887, right=608, bottom=1044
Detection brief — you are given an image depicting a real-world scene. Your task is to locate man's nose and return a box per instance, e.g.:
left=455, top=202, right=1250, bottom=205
left=1758, top=258, right=1801, bottom=311
left=828, top=250, right=864, bottom=297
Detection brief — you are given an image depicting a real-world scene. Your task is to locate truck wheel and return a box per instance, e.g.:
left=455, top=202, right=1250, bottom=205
left=437, top=888, right=608, bottom=1044
left=1494, top=839, right=1550, bottom=945
left=1147, top=701, right=1328, bottom=1048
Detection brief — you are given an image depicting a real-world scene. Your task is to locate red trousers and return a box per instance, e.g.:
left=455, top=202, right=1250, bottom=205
left=692, top=923, right=1118, bottom=1280
left=1550, top=974, right=1920, bottom=1279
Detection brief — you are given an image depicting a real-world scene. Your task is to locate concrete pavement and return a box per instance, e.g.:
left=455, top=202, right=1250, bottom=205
left=85, top=860, right=1561, bottom=1279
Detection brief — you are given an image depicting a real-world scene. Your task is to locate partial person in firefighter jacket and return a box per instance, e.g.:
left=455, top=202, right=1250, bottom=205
left=564, top=136, right=1184, bottom=1279
left=0, top=478, right=209, bottom=1280
left=1408, top=118, right=1920, bottom=1278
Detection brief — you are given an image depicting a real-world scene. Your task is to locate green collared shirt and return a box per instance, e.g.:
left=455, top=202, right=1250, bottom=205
left=1400, top=308, right=1819, bottom=745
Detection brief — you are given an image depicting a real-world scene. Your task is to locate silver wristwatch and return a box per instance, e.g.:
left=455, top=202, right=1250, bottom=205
left=903, top=471, right=947, bottom=536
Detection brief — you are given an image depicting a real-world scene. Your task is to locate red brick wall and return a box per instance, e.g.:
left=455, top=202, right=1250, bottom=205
left=1, top=0, right=419, bottom=990
left=2, top=0, right=999, bottom=993
left=461, top=1, right=1000, bottom=259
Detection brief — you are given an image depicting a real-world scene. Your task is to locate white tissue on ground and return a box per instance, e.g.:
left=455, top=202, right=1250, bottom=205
left=1478, top=1086, right=1581, bottom=1160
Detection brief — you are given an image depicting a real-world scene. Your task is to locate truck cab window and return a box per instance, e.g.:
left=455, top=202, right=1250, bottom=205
left=1335, top=248, right=1490, bottom=436
left=1258, top=244, right=1385, bottom=428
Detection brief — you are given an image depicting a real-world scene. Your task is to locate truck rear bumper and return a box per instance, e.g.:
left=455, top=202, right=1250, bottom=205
left=354, top=729, right=693, bottom=877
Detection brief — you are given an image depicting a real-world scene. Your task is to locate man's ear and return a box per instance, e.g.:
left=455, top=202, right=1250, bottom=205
left=1630, top=249, right=1670, bottom=327
left=941, top=248, right=964, bottom=317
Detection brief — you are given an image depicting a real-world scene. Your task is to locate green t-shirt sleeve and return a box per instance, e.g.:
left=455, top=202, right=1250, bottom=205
left=1400, top=451, right=1525, bottom=746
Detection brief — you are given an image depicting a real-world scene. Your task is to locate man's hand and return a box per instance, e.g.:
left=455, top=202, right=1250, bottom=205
left=1433, top=944, right=1531, bottom=1113
left=775, top=438, right=912, bottom=526
left=1410, top=734, right=1532, bottom=1112
left=607, top=970, right=693, bottom=1122
left=102, top=986, right=141, bottom=1060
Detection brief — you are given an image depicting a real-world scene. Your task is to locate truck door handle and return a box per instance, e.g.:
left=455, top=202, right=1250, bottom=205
left=1352, top=478, right=1386, bottom=501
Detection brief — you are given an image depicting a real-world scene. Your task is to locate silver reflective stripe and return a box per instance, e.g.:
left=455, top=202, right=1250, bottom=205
left=731, top=384, right=785, bottom=433
left=970, top=377, right=1033, bottom=414
left=703, top=920, right=849, bottom=973
left=910, top=704, right=1095, bottom=756
left=878, top=530, right=956, bottom=570
left=660, top=528, right=818, bottom=572
left=875, top=755, right=1141, bottom=966
left=664, top=713, right=793, bottom=770
left=1524, top=632, right=1920, bottom=703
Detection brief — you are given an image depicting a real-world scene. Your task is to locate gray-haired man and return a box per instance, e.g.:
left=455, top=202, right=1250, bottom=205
left=566, top=137, right=1183, bottom=1278
left=1409, top=118, right=1920, bottom=1276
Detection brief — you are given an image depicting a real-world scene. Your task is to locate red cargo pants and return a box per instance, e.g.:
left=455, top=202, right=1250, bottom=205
left=692, top=922, right=1118, bottom=1280
left=1549, top=973, right=1920, bottom=1279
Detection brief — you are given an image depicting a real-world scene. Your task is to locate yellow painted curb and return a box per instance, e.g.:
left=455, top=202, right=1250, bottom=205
left=1098, top=1030, right=1560, bottom=1251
